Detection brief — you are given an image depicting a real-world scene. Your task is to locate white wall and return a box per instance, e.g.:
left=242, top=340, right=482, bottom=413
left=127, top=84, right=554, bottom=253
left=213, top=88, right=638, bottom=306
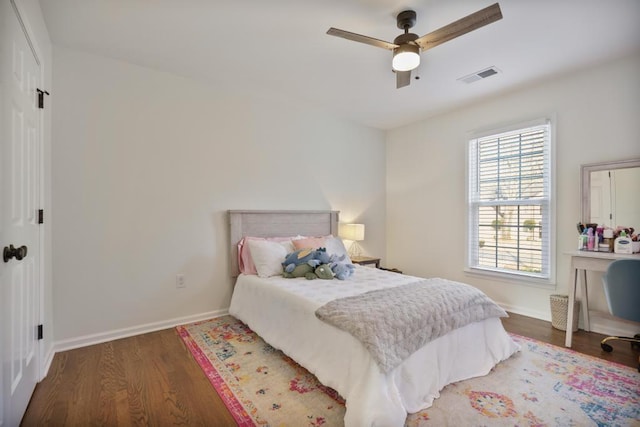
left=52, top=47, right=386, bottom=344
left=386, top=54, right=640, bottom=327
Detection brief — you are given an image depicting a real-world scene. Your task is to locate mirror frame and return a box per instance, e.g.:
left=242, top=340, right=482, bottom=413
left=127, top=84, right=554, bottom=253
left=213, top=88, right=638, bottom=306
left=581, top=158, right=640, bottom=223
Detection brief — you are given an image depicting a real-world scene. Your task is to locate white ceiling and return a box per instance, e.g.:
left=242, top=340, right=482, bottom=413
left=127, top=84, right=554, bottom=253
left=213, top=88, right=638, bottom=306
left=39, top=0, right=640, bottom=130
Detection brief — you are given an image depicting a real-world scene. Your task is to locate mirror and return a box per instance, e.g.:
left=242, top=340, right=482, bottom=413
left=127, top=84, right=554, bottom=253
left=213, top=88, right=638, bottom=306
left=581, top=158, right=640, bottom=228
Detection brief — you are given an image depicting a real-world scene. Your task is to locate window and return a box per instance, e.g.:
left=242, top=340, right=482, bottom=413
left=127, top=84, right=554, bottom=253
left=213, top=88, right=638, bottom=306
left=467, top=119, right=553, bottom=282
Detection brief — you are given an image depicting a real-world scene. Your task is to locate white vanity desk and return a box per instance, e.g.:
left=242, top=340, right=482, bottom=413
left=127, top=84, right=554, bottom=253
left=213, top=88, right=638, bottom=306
left=565, top=250, right=640, bottom=347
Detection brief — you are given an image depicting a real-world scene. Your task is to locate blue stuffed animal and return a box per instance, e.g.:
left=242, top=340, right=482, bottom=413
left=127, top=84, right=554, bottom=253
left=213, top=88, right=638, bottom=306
left=332, top=263, right=355, bottom=280
left=308, top=247, right=331, bottom=267
left=283, top=247, right=351, bottom=279
left=331, top=256, right=355, bottom=280
left=282, top=248, right=317, bottom=273
left=282, top=247, right=332, bottom=272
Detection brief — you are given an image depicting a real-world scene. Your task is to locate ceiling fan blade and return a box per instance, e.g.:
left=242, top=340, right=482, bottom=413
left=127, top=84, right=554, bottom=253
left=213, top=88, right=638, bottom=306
left=415, top=3, right=502, bottom=52
left=327, top=27, right=398, bottom=50
left=396, top=70, right=411, bottom=89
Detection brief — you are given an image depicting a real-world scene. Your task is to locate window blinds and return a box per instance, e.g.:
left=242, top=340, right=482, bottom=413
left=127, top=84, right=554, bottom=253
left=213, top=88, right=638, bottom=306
left=468, top=121, right=552, bottom=280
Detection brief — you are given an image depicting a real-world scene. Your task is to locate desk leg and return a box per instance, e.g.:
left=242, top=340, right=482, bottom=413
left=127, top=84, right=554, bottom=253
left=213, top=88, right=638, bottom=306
left=580, top=269, right=590, bottom=332
left=565, top=263, right=578, bottom=348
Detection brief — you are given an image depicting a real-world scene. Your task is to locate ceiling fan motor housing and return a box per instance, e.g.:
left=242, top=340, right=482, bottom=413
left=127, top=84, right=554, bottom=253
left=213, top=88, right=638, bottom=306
left=396, top=10, right=417, bottom=30
left=393, top=32, right=419, bottom=46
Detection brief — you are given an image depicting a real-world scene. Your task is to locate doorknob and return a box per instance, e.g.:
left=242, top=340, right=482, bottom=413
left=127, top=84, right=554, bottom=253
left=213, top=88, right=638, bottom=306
left=3, top=245, right=28, bottom=262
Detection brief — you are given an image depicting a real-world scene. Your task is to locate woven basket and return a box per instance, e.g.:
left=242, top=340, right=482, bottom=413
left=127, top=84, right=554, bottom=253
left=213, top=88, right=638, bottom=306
left=550, top=294, right=579, bottom=331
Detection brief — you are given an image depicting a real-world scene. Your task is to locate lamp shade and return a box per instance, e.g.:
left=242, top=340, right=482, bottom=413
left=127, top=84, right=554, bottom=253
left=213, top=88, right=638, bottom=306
left=392, top=44, right=420, bottom=72
left=339, top=223, right=365, bottom=241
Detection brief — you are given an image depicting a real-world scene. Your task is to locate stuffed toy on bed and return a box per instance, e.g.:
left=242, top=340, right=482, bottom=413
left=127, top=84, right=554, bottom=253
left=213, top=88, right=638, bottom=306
left=281, top=249, right=356, bottom=280
left=309, top=248, right=331, bottom=267
left=282, top=263, right=315, bottom=279
left=282, top=262, right=334, bottom=280
left=282, top=248, right=337, bottom=280
left=332, top=262, right=355, bottom=280
left=282, top=248, right=317, bottom=273
left=330, top=254, right=356, bottom=280
left=282, top=248, right=331, bottom=273
left=312, top=264, right=334, bottom=280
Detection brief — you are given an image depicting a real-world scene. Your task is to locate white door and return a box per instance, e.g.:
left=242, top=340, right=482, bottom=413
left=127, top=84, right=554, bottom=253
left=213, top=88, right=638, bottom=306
left=589, top=170, right=613, bottom=228
left=1, top=1, right=42, bottom=425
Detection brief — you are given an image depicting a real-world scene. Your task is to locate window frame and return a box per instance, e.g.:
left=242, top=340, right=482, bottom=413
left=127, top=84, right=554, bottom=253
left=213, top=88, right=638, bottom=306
left=465, top=118, right=556, bottom=286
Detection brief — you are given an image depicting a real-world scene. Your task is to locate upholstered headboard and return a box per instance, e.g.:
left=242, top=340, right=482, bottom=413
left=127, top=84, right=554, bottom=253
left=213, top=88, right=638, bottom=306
left=228, top=210, right=340, bottom=277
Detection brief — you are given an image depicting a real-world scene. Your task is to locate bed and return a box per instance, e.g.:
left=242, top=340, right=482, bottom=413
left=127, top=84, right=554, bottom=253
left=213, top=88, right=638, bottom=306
left=227, top=210, right=519, bottom=426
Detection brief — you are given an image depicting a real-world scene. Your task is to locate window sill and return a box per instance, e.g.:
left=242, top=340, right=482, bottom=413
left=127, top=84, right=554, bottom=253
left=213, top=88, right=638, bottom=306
left=464, top=266, right=556, bottom=288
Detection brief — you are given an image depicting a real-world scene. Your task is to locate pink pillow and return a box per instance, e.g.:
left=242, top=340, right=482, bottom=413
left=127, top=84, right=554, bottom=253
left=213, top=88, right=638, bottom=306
left=292, top=237, right=326, bottom=250
left=238, top=236, right=295, bottom=275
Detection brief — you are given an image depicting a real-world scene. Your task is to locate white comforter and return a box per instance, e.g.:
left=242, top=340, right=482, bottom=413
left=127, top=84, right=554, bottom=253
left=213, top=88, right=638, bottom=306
left=229, top=266, right=519, bottom=427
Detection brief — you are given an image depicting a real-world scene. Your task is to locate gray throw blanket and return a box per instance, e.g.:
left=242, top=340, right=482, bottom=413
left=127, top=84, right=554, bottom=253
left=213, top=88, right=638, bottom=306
left=315, top=278, right=507, bottom=373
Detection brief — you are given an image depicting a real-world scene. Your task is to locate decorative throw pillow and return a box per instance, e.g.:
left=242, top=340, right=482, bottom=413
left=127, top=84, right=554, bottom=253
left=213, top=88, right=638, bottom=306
left=292, top=236, right=326, bottom=250
left=238, top=236, right=294, bottom=275
left=246, top=239, right=290, bottom=278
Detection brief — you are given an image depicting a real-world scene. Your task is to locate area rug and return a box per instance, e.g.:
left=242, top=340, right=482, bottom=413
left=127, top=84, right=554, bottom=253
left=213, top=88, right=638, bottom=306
left=177, top=315, right=640, bottom=427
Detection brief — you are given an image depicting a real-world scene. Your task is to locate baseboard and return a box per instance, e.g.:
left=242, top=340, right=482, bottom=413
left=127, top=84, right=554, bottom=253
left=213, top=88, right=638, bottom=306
left=497, top=302, right=639, bottom=338
left=53, top=309, right=227, bottom=353
left=498, top=302, right=551, bottom=322
left=40, top=343, right=56, bottom=380
left=588, top=312, right=640, bottom=337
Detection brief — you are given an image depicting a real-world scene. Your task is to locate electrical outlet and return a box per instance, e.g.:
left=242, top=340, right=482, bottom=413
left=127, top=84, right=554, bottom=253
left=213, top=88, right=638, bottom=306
left=176, top=274, right=185, bottom=288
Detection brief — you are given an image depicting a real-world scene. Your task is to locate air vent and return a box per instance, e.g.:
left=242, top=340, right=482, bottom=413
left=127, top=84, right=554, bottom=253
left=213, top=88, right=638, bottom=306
left=458, top=66, right=500, bottom=84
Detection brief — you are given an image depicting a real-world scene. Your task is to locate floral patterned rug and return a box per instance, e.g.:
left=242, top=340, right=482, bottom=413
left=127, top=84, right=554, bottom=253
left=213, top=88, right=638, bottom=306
left=177, top=315, right=640, bottom=426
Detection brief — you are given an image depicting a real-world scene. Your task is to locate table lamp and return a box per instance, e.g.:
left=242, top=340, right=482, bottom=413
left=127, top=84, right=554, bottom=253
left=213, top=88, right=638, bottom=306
left=339, top=223, right=365, bottom=257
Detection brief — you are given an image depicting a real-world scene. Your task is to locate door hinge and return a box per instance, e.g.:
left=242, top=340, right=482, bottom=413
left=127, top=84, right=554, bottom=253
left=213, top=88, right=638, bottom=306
left=36, top=88, right=50, bottom=109
left=38, top=209, right=44, bottom=224
left=37, top=324, right=43, bottom=340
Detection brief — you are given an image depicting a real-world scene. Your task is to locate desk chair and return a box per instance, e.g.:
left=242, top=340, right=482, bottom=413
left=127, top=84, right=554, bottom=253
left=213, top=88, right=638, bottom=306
left=600, top=259, right=640, bottom=372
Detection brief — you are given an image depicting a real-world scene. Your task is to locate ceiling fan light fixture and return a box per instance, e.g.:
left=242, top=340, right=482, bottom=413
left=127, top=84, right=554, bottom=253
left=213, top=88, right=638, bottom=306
left=327, top=3, right=502, bottom=88
left=392, top=44, right=420, bottom=71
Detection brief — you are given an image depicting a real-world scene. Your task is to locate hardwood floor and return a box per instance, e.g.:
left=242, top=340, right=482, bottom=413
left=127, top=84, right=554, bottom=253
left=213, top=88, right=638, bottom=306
left=22, top=327, right=236, bottom=427
left=22, top=313, right=639, bottom=426
left=501, top=312, right=639, bottom=369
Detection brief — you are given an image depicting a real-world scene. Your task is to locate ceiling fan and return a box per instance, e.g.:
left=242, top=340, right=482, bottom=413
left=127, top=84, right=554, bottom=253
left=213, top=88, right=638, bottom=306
left=326, top=3, right=502, bottom=89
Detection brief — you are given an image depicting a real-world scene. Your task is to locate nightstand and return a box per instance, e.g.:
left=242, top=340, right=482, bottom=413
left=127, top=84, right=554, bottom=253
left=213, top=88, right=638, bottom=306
left=380, top=267, right=403, bottom=274
left=350, top=256, right=381, bottom=268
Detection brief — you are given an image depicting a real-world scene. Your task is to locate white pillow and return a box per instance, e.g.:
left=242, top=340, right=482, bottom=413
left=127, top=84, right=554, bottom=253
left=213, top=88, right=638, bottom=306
left=279, top=239, right=296, bottom=255
left=247, top=239, right=289, bottom=278
left=325, top=236, right=352, bottom=264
